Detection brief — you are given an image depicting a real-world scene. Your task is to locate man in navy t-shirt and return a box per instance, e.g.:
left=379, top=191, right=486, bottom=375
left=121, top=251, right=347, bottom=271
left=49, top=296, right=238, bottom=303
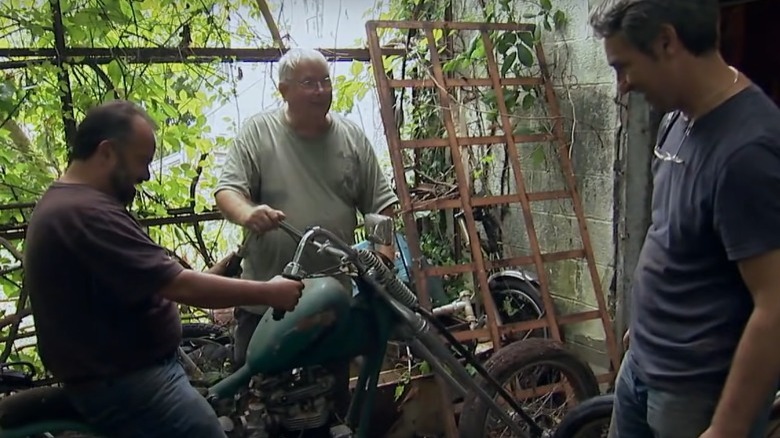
left=590, top=1, right=780, bottom=437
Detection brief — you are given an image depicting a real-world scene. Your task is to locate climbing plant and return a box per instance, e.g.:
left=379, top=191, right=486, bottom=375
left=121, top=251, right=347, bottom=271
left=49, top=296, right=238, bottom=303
left=362, top=0, right=568, bottom=287
left=0, top=0, right=276, bottom=366
left=355, top=0, right=569, bottom=398
left=0, top=0, right=272, bottom=268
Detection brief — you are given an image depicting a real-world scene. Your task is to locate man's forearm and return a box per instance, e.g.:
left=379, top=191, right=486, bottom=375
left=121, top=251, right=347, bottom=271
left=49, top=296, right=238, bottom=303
left=710, top=307, right=780, bottom=434
left=161, top=270, right=273, bottom=309
left=215, top=189, right=253, bottom=225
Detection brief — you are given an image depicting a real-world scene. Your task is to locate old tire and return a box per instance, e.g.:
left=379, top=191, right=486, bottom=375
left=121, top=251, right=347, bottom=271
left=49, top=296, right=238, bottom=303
left=489, top=277, right=547, bottom=340
left=458, top=338, right=600, bottom=438
left=551, top=393, right=614, bottom=438
left=180, top=323, right=232, bottom=374
left=181, top=322, right=230, bottom=341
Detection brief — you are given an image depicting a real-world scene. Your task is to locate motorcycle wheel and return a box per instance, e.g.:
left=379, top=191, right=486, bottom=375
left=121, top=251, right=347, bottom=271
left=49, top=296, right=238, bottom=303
left=551, top=393, right=614, bottom=438
left=458, top=338, right=600, bottom=438
left=182, top=322, right=230, bottom=340
left=489, top=278, right=547, bottom=341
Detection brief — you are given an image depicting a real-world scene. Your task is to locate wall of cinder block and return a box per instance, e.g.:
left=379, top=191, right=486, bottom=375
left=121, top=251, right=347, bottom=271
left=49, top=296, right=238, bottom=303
left=471, top=0, right=620, bottom=368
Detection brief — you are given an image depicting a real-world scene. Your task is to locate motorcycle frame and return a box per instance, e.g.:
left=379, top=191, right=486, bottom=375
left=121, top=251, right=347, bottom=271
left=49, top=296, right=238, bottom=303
left=202, top=225, right=544, bottom=438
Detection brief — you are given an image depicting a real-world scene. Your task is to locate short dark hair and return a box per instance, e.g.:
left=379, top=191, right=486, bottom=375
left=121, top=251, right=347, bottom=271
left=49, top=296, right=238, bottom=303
left=69, top=100, right=156, bottom=161
left=589, top=0, right=720, bottom=57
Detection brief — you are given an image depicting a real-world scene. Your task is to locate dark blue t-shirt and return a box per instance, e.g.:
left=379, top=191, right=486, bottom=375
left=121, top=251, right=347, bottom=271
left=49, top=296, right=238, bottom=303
left=629, top=85, right=780, bottom=392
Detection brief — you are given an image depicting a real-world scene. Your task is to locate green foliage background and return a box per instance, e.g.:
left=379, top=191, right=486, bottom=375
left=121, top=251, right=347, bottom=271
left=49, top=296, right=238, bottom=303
left=0, top=0, right=567, bottom=375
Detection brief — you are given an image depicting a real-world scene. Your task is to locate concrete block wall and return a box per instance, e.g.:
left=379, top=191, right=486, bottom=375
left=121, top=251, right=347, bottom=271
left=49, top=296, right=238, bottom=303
left=521, top=0, right=618, bottom=366
left=446, top=0, right=620, bottom=367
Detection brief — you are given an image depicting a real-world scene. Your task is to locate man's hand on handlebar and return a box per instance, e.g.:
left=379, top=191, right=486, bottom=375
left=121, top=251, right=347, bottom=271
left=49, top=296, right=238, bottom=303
left=241, top=204, right=286, bottom=234
left=265, top=275, right=304, bottom=311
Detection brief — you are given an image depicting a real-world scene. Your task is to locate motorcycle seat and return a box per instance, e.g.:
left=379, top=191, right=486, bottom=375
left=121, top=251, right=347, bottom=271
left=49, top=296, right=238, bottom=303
left=0, top=371, right=33, bottom=394
left=0, top=386, right=84, bottom=429
left=0, top=362, right=36, bottom=394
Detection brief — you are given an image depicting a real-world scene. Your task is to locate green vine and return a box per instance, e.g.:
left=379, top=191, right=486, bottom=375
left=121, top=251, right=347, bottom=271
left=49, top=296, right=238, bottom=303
left=359, top=0, right=569, bottom=401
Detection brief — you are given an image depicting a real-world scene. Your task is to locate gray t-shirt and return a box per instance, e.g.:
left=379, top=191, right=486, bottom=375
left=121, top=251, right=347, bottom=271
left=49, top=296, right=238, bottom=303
left=215, top=108, right=398, bottom=314
left=629, top=85, right=780, bottom=392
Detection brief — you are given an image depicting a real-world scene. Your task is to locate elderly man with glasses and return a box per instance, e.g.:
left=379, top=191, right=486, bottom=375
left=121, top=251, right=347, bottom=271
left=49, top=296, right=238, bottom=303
left=213, top=48, right=398, bottom=423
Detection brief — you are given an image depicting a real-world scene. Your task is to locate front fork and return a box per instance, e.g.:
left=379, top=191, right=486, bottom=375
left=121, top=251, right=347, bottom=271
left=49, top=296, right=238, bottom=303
left=366, top=270, right=545, bottom=438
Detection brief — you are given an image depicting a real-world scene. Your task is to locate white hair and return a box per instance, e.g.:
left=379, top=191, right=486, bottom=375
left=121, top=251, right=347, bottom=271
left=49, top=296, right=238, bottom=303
left=278, top=48, right=328, bottom=83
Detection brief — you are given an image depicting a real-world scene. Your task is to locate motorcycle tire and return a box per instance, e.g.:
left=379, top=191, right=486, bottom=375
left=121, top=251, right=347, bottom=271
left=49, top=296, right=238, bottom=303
left=180, top=323, right=232, bottom=373
left=181, top=322, right=230, bottom=342
left=551, top=393, right=614, bottom=438
left=458, top=338, right=600, bottom=438
left=488, top=277, right=547, bottom=340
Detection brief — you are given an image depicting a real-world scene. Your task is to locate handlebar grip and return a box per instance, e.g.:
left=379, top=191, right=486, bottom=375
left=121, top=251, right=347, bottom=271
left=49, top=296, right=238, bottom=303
left=223, top=255, right=243, bottom=278
left=272, top=273, right=303, bottom=321
left=272, top=308, right=286, bottom=321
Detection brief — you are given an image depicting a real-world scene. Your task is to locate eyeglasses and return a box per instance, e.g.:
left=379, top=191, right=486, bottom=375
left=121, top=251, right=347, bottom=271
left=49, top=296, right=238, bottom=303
left=652, top=111, right=688, bottom=165
left=653, top=145, right=684, bottom=164
left=297, top=77, right=332, bottom=90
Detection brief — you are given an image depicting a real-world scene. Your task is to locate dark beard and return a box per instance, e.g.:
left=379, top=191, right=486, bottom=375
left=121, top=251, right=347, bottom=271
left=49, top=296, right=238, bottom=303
left=109, top=169, right=136, bottom=206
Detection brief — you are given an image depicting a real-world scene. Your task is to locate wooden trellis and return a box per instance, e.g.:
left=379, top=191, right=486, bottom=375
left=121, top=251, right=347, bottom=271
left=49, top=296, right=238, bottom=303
left=366, top=20, right=620, bottom=372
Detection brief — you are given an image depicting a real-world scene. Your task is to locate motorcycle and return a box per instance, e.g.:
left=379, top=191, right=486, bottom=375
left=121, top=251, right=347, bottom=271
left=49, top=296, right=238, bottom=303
left=0, top=214, right=551, bottom=438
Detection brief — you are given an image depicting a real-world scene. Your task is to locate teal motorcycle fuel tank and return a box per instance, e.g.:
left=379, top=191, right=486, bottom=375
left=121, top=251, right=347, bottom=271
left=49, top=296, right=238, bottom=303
left=244, top=275, right=371, bottom=375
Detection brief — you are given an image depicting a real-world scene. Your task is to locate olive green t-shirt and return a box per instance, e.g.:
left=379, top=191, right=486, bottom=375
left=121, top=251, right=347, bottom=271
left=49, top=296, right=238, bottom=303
left=215, top=108, right=398, bottom=314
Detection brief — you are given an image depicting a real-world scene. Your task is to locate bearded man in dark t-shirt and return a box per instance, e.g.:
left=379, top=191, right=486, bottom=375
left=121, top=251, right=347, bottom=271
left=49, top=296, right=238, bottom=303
left=24, top=100, right=304, bottom=437
left=590, top=1, right=780, bottom=437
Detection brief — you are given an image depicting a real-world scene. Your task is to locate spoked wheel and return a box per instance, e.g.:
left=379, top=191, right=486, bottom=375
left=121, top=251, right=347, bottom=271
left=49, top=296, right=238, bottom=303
left=458, top=338, right=600, bottom=438
left=551, top=393, right=613, bottom=438
left=490, top=281, right=548, bottom=342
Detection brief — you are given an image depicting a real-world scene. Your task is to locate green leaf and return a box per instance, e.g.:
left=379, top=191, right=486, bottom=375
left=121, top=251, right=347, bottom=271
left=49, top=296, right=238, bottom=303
left=518, top=31, right=535, bottom=48
left=503, top=89, right=518, bottom=110
left=471, top=40, right=486, bottom=59
left=531, top=146, right=546, bottom=166
left=394, top=384, right=405, bottom=401
left=350, top=61, right=364, bottom=76
left=522, top=93, right=535, bottom=110
left=501, top=52, right=517, bottom=76
left=533, top=24, right=542, bottom=42
left=496, top=32, right=516, bottom=53
left=553, top=10, right=567, bottom=28
left=516, top=43, right=535, bottom=67
left=540, top=0, right=553, bottom=11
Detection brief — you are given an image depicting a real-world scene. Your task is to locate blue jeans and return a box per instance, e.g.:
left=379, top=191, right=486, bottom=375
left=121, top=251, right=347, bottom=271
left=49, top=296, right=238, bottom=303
left=609, top=350, right=773, bottom=438
left=64, top=353, right=226, bottom=438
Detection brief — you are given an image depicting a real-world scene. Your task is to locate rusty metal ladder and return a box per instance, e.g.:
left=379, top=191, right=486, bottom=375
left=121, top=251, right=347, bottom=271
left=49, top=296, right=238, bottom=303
left=366, top=19, right=620, bottom=436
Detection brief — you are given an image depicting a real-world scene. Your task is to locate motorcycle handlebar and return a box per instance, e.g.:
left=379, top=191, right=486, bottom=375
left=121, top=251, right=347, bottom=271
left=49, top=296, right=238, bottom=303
left=272, top=221, right=357, bottom=321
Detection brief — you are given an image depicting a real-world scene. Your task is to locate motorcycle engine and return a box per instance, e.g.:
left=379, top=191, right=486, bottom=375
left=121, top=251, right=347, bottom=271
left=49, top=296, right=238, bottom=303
left=247, top=365, right=336, bottom=434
